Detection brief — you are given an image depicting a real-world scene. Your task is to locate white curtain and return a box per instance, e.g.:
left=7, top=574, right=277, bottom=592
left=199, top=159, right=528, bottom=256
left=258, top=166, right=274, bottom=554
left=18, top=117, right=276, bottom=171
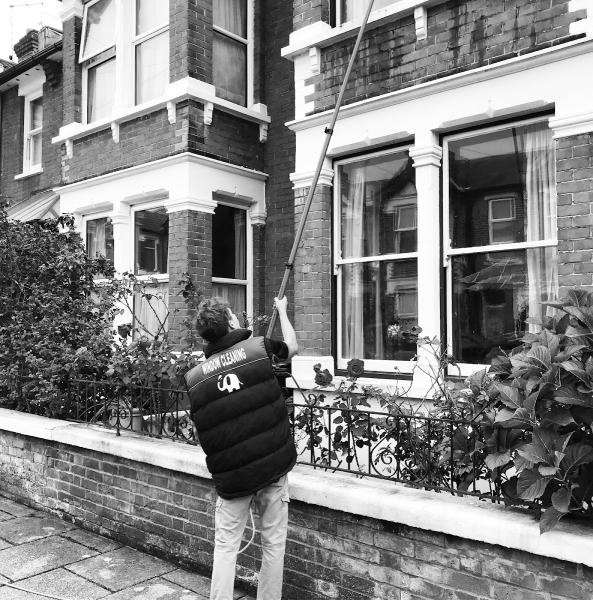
left=136, top=32, right=168, bottom=104
left=343, top=167, right=365, bottom=358
left=88, top=58, right=115, bottom=122
left=524, top=125, right=558, bottom=332
left=365, top=189, right=383, bottom=357
left=134, top=283, right=169, bottom=339
left=214, top=0, right=246, bottom=36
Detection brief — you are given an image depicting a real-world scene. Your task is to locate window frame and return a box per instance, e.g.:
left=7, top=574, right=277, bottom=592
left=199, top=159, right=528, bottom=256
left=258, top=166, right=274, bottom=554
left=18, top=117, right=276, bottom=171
left=334, top=145, right=418, bottom=374
left=488, top=194, right=517, bottom=245
left=211, top=198, right=253, bottom=323
left=22, top=91, right=43, bottom=174
left=212, top=0, right=254, bottom=108
left=334, top=0, right=396, bottom=26
left=132, top=0, right=170, bottom=105
left=83, top=212, right=114, bottom=261
left=131, top=201, right=170, bottom=280
left=79, top=0, right=116, bottom=63
left=442, top=116, right=558, bottom=377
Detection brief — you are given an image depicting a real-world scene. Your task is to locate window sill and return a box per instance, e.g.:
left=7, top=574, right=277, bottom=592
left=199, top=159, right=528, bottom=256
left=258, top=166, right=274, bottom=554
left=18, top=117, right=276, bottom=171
left=52, top=77, right=271, bottom=157
left=14, top=167, right=43, bottom=180
left=282, top=0, right=435, bottom=60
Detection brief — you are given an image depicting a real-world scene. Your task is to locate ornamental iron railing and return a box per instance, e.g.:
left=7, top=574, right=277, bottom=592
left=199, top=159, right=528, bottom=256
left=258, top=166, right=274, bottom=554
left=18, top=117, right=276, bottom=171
left=2, top=376, right=503, bottom=502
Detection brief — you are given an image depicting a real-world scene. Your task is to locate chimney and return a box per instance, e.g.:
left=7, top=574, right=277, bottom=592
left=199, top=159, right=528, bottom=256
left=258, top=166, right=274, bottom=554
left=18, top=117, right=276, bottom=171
left=13, top=29, right=39, bottom=62
left=38, top=26, right=63, bottom=50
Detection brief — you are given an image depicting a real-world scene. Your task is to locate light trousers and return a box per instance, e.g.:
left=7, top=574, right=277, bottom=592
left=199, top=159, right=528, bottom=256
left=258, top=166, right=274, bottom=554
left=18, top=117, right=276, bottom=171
left=210, top=475, right=290, bottom=600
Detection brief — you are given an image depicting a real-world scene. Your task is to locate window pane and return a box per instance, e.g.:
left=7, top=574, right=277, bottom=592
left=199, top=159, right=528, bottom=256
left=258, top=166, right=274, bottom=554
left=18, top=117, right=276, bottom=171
left=212, top=283, right=246, bottom=320
left=83, top=0, right=115, bottom=57
left=86, top=217, right=114, bottom=264
left=30, top=132, right=42, bottom=167
left=214, top=0, right=247, bottom=38
left=451, top=247, right=558, bottom=364
left=212, top=204, right=246, bottom=279
left=341, top=0, right=393, bottom=22
left=30, top=98, right=43, bottom=129
left=135, top=207, right=169, bottom=275
left=213, top=32, right=247, bottom=106
left=491, top=198, right=514, bottom=220
left=133, top=282, right=169, bottom=339
left=490, top=221, right=515, bottom=244
left=339, top=152, right=416, bottom=259
left=342, top=259, right=417, bottom=361
left=136, top=31, right=169, bottom=104
left=449, top=121, right=555, bottom=249
left=87, top=58, right=115, bottom=122
left=136, top=0, right=169, bottom=34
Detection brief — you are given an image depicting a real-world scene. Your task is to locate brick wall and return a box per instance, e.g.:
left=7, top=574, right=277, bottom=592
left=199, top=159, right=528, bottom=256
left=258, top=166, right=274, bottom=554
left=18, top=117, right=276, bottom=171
left=293, top=0, right=331, bottom=31
left=556, top=133, right=593, bottom=296
left=61, top=15, right=82, bottom=125
left=262, top=0, right=296, bottom=318
left=308, top=0, right=586, bottom=114
left=294, top=185, right=333, bottom=355
left=0, top=70, right=63, bottom=207
left=2, top=428, right=593, bottom=600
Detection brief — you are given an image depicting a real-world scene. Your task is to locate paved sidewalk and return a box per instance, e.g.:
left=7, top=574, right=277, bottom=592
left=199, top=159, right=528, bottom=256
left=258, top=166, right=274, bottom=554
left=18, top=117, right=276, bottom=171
left=0, top=496, right=254, bottom=600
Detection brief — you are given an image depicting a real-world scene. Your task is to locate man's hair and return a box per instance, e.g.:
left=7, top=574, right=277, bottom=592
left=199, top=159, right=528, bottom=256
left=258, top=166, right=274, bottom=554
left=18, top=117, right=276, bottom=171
left=195, top=297, right=231, bottom=342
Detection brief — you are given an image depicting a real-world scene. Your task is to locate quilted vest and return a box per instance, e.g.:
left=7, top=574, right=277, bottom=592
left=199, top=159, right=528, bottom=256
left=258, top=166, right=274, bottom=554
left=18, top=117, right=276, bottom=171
left=185, top=335, right=296, bottom=498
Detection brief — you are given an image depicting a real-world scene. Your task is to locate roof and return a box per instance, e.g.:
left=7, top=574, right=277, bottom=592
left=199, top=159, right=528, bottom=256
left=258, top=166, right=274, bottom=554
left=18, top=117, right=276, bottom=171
left=6, top=191, right=60, bottom=221
left=0, top=41, right=62, bottom=92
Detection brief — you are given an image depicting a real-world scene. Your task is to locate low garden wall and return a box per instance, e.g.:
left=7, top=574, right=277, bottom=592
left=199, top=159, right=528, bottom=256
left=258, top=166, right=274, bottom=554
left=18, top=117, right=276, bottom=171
left=1, top=408, right=593, bottom=600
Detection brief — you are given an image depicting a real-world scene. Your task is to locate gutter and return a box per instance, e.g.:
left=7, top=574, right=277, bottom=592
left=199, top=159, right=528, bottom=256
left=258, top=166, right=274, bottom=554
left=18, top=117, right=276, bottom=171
left=0, top=41, right=63, bottom=89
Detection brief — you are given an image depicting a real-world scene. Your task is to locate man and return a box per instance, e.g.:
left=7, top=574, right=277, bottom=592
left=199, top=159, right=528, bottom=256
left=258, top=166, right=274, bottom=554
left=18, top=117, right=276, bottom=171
left=185, top=296, right=298, bottom=600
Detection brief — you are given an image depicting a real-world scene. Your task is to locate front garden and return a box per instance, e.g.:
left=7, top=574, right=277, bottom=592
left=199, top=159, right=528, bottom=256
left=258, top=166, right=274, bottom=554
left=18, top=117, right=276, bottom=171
left=1, top=210, right=592, bottom=533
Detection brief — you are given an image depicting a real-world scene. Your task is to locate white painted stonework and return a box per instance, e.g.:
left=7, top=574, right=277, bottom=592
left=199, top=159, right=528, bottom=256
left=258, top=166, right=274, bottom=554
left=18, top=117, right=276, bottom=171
left=2, top=408, right=593, bottom=569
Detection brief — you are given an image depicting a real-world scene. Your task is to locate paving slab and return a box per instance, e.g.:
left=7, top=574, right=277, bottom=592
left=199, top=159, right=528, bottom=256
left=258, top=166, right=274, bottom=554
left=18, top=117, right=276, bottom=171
left=0, top=582, right=49, bottom=599
left=66, top=546, right=176, bottom=592
left=0, top=535, right=98, bottom=580
left=161, top=569, right=210, bottom=598
left=0, top=538, right=13, bottom=550
left=0, top=499, right=39, bottom=518
left=104, top=576, right=207, bottom=599
left=0, top=509, right=15, bottom=521
left=0, top=567, right=111, bottom=600
left=0, top=516, right=75, bottom=545
left=60, top=528, right=123, bottom=554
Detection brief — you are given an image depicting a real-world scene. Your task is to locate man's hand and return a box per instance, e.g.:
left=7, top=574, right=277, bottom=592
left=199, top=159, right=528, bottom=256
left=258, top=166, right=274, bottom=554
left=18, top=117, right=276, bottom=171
left=274, top=296, right=288, bottom=314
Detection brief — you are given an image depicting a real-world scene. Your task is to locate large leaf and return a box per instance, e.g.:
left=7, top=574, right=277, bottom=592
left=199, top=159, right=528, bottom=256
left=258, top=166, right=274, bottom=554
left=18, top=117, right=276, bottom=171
left=559, top=361, right=590, bottom=386
left=540, top=406, right=575, bottom=428
left=517, top=468, right=553, bottom=501
left=562, top=305, right=593, bottom=332
left=561, top=443, right=593, bottom=475
left=553, top=386, right=593, bottom=407
left=485, top=451, right=511, bottom=471
left=539, top=507, right=565, bottom=534
left=493, top=383, right=522, bottom=410
left=517, top=442, right=548, bottom=465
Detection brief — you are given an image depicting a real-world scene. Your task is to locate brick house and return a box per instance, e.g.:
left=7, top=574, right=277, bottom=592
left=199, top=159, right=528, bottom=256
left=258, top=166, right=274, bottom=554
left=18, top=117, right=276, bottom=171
left=1, top=0, right=593, bottom=391
left=282, top=0, right=593, bottom=397
left=1, top=0, right=295, bottom=347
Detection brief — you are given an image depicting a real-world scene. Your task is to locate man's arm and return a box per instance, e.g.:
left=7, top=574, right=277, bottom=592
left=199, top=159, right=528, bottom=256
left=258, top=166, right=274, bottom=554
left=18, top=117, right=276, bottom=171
left=274, top=296, right=298, bottom=360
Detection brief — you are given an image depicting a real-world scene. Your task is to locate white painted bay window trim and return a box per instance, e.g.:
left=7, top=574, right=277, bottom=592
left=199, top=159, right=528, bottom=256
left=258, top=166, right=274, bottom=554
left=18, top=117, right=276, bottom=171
left=16, top=69, right=46, bottom=179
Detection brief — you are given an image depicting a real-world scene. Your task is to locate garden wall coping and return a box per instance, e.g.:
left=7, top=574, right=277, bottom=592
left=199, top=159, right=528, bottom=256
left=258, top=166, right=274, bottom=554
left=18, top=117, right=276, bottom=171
left=1, top=407, right=592, bottom=568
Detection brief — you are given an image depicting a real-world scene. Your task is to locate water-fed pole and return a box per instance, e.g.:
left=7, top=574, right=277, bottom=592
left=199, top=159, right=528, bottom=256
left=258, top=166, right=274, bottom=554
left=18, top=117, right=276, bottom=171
left=267, top=0, right=376, bottom=337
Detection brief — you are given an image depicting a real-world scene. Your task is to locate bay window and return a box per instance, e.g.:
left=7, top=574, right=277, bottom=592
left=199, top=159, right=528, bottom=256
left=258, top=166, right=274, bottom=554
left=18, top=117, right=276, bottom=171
left=86, top=217, right=114, bottom=264
left=80, top=0, right=170, bottom=123
left=213, top=0, right=249, bottom=106
left=335, top=149, right=418, bottom=372
left=133, top=206, right=169, bottom=339
left=212, top=203, right=248, bottom=318
left=444, top=119, right=558, bottom=374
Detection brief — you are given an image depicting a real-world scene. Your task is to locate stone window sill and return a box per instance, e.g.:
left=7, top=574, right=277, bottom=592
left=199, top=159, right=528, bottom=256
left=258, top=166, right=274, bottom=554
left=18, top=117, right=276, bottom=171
left=2, top=406, right=593, bottom=569
left=14, top=167, right=43, bottom=180
left=52, top=78, right=271, bottom=158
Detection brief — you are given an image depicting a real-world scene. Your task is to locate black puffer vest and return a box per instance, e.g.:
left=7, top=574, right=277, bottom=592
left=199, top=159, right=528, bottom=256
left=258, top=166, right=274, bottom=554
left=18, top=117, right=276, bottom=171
left=185, top=330, right=297, bottom=499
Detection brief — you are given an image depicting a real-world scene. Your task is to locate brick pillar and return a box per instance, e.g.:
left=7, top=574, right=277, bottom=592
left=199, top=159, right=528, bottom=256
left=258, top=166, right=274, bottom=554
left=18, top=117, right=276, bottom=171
left=555, top=133, right=593, bottom=297
left=170, top=0, right=212, bottom=83
left=252, top=222, right=267, bottom=335
left=293, top=0, right=331, bottom=31
left=167, top=209, right=213, bottom=349
left=293, top=183, right=333, bottom=355
left=60, top=6, right=82, bottom=126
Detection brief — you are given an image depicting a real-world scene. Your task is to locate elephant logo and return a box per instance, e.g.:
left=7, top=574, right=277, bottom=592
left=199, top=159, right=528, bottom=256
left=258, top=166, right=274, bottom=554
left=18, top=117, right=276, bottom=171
left=217, top=373, right=243, bottom=394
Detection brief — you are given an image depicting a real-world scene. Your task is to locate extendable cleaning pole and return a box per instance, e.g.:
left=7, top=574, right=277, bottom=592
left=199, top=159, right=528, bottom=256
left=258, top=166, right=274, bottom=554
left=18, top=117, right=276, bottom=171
left=266, top=0, right=376, bottom=337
